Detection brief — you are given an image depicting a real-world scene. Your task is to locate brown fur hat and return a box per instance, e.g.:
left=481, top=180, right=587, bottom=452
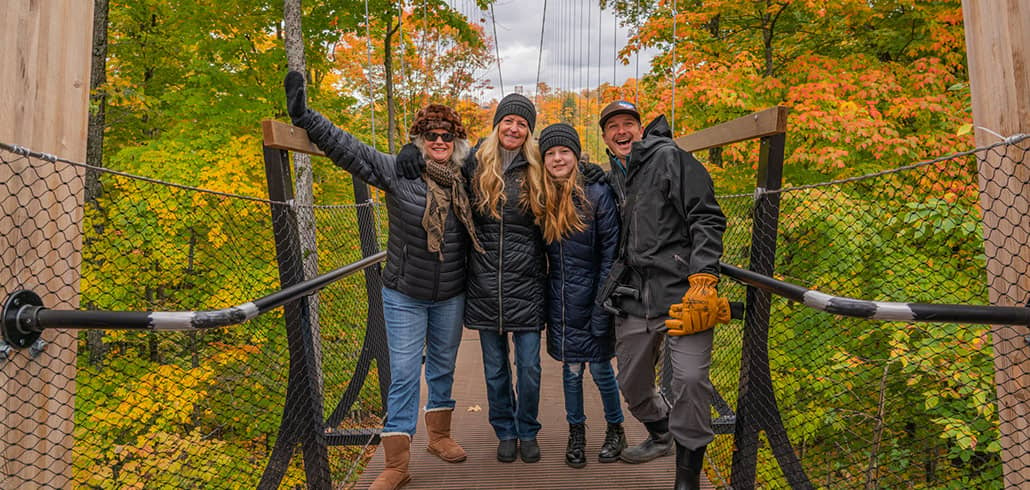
left=409, top=104, right=467, bottom=141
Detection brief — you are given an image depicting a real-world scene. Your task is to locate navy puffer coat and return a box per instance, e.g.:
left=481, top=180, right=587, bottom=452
left=545, top=181, right=621, bottom=363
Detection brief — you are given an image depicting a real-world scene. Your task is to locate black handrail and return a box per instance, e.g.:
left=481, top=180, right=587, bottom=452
left=720, top=262, right=1030, bottom=326
left=2, top=251, right=387, bottom=348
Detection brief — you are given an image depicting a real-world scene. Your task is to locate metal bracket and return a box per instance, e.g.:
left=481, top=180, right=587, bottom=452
left=2, top=290, right=44, bottom=349
left=30, top=338, right=47, bottom=358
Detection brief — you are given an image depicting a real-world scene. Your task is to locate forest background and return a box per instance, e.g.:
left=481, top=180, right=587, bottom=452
left=70, top=0, right=1000, bottom=488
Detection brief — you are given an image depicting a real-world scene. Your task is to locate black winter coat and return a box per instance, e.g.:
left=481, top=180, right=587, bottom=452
left=545, top=181, right=620, bottom=363
left=464, top=152, right=548, bottom=332
left=608, top=115, right=726, bottom=319
left=297, top=109, right=469, bottom=301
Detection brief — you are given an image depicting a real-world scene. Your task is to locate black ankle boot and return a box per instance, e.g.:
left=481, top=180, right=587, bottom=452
left=565, top=423, right=586, bottom=468
left=620, top=418, right=673, bottom=464
left=598, top=422, right=626, bottom=463
left=674, top=442, right=706, bottom=490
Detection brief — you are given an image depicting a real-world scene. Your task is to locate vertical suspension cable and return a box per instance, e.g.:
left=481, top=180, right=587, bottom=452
left=671, top=0, right=677, bottom=134
left=490, top=3, right=504, bottom=95
left=364, top=0, right=377, bottom=149
left=535, top=0, right=549, bottom=107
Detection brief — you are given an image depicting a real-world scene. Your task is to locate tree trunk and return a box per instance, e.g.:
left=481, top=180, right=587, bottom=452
left=86, top=0, right=110, bottom=365
left=385, top=14, right=400, bottom=153
left=283, top=0, right=320, bottom=321
left=282, top=0, right=323, bottom=392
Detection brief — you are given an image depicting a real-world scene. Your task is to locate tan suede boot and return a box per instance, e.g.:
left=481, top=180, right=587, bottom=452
left=425, top=409, right=467, bottom=463
left=369, top=434, right=411, bottom=490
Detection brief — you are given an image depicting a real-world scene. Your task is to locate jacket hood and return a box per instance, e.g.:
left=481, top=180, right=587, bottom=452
left=630, top=114, right=675, bottom=168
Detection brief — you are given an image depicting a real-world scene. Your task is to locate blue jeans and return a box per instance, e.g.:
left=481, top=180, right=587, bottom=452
left=562, top=361, right=625, bottom=425
left=381, top=287, right=465, bottom=435
left=478, top=330, right=542, bottom=440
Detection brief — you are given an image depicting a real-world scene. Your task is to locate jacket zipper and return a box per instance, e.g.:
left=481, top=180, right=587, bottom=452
left=498, top=211, right=505, bottom=333
left=560, top=241, right=566, bottom=361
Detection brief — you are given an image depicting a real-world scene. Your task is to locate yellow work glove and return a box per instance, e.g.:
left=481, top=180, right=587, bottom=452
left=665, top=273, right=731, bottom=336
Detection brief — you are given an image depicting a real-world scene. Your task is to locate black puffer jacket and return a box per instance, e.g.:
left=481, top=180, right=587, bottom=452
left=611, top=115, right=726, bottom=319
left=464, top=152, right=547, bottom=332
left=545, top=181, right=620, bottom=363
left=297, top=110, right=469, bottom=301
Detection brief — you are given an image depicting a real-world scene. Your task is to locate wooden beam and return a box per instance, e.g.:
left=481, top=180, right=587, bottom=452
left=674, top=106, right=789, bottom=153
left=0, top=1, right=92, bottom=488
left=962, top=1, right=1030, bottom=487
left=262, top=119, right=324, bottom=156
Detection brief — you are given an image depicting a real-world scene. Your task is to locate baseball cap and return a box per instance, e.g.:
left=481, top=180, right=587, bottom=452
left=599, top=100, right=641, bottom=129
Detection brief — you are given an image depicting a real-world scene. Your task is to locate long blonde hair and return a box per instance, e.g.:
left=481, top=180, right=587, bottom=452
left=541, top=165, right=589, bottom=243
left=473, top=126, right=546, bottom=222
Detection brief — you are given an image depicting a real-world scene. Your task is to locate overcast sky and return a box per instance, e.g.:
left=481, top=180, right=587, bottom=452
left=448, top=0, right=658, bottom=102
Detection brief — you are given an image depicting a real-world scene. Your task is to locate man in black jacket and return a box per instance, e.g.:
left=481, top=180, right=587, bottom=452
left=597, top=100, right=727, bottom=490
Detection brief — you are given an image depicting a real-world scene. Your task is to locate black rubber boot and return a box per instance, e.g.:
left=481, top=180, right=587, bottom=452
left=497, top=439, right=517, bottom=463
left=598, top=422, right=626, bottom=463
left=519, top=438, right=541, bottom=463
left=566, top=424, right=587, bottom=468
left=674, top=442, right=706, bottom=490
left=620, top=418, right=674, bottom=464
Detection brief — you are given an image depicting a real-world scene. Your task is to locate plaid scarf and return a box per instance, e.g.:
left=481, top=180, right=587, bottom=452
left=423, top=158, right=484, bottom=260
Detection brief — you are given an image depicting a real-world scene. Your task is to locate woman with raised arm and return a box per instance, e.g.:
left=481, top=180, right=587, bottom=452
left=285, top=71, right=482, bottom=490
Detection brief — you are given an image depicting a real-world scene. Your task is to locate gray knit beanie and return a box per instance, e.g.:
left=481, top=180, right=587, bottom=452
left=493, top=93, right=537, bottom=132
left=539, top=123, right=582, bottom=160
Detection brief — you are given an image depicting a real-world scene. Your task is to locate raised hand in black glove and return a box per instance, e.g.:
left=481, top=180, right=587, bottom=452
left=395, top=143, right=425, bottom=180
left=579, top=161, right=607, bottom=185
left=284, top=70, right=309, bottom=124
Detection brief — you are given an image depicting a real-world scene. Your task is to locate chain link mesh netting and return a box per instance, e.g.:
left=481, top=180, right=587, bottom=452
left=2, top=134, right=1027, bottom=489
left=702, top=137, right=1028, bottom=489
left=1, top=144, right=388, bottom=488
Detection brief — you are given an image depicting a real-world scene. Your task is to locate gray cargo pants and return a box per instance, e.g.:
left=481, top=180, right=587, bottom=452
left=614, top=314, right=715, bottom=450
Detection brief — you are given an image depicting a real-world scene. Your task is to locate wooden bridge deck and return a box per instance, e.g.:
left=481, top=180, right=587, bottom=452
left=355, top=329, right=713, bottom=489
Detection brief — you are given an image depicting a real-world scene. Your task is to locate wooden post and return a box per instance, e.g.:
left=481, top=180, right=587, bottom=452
left=961, top=2, right=1030, bottom=486
left=0, top=1, right=92, bottom=488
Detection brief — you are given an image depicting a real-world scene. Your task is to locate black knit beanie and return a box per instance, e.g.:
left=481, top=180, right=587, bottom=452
left=539, top=123, right=581, bottom=160
left=493, top=93, right=537, bottom=132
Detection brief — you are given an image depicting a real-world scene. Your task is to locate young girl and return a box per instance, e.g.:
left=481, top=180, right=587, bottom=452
left=538, top=123, right=626, bottom=468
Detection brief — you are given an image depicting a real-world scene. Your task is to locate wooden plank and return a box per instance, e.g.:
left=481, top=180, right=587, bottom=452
left=354, top=330, right=717, bottom=489
left=0, top=1, right=92, bottom=488
left=262, top=119, right=324, bottom=156
left=674, top=106, right=789, bottom=153
left=961, top=1, right=1030, bottom=487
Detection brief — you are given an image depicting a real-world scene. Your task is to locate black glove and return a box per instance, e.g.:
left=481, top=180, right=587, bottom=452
left=396, top=143, right=424, bottom=180
left=580, top=161, right=606, bottom=184
left=284, top=70, right=308, bottom=124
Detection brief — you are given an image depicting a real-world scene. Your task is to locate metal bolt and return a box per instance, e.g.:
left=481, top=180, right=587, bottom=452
left=1025, top=335, right=1030, bottom=348
left=0, top=342, right=11, bottom=362
left=30, top=338, right=46, bottom=359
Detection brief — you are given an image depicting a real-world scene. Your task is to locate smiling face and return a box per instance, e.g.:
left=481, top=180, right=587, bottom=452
left=544, top=146, right=577, bottom=179
left=423, top=130, right=455, bottom=163
left=496, top=115, right=530, bottom=151
left=602, top=114, right=644, bottom=160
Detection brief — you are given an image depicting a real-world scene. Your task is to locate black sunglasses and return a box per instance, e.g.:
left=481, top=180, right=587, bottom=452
left=424, top=132, right=455, bottom=143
